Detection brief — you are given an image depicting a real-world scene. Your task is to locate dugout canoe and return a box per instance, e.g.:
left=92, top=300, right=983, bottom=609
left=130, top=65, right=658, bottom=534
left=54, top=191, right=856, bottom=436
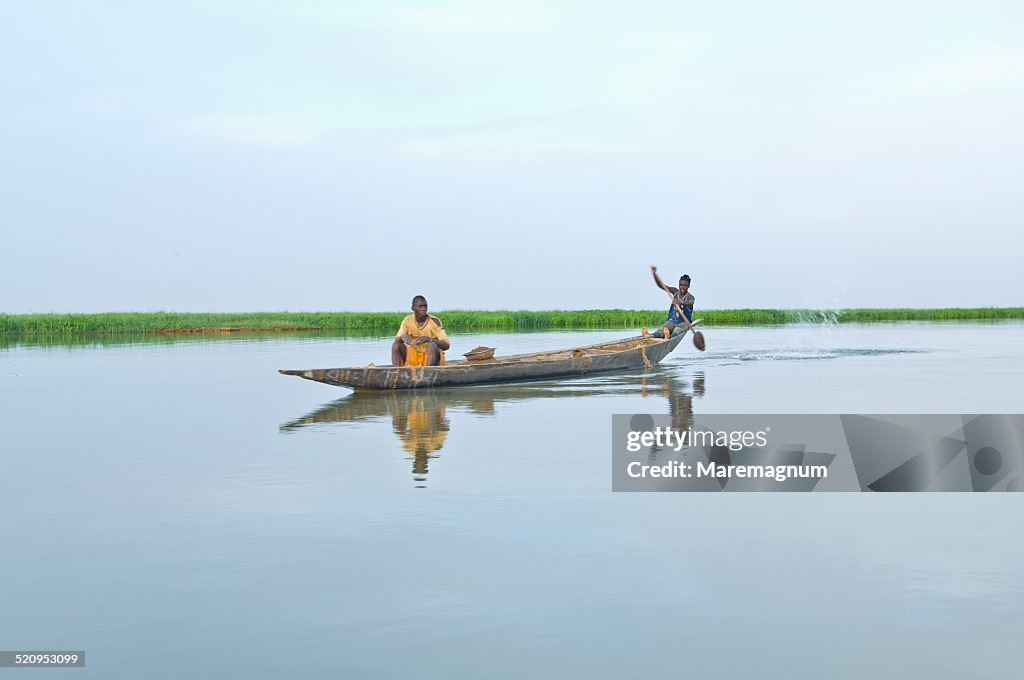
left=278, top=321, right=699, bottom=390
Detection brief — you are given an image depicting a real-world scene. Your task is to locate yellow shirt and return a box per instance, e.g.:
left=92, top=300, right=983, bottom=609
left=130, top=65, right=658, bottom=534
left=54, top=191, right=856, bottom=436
left=396, top=314, right=449, bottom=358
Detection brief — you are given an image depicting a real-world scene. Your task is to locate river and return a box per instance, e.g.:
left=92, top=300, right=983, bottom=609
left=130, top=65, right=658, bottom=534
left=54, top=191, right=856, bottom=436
left=3, top=322, right=1023, bottom=678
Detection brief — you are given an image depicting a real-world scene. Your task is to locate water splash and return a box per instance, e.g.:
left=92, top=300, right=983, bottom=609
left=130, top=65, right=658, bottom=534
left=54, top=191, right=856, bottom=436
left=793, top=308, right=842, bottom=327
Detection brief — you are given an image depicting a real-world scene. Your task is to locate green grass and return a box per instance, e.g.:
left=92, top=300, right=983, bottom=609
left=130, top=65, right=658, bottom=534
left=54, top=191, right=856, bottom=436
left=1, top=308, right=1021, bottom=339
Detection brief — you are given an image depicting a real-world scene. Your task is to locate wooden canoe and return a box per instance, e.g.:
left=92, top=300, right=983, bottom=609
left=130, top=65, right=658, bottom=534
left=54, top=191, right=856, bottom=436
left=279, top=322, right=699, bottom=390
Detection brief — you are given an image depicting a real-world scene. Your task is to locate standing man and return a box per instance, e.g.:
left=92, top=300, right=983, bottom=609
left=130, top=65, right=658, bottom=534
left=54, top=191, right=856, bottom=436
left=651, top=266, right=695, bottom=339
left=392, top=295, right=450, bottom=367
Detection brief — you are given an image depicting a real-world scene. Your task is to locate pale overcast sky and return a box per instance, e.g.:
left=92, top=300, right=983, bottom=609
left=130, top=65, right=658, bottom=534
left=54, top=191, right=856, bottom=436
left=2, top=1, right=1021, bottom=313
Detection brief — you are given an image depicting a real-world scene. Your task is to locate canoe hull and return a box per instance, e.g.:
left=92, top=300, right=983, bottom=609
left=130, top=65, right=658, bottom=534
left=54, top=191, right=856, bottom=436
left=280, top=328, right=694, bottom=390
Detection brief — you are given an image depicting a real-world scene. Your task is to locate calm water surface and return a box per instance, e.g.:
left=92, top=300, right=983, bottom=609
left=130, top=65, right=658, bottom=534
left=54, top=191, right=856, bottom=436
left=3, top=323, right=1024, bottom=678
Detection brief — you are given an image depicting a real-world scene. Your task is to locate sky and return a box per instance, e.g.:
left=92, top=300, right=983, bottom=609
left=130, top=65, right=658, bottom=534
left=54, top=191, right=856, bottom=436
left=2, top=0, right=1022, bottom=313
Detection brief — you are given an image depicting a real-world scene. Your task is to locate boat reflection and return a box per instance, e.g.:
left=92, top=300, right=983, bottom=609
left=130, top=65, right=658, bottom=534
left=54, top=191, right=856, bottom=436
left=281, top=369, right=706, bottom=485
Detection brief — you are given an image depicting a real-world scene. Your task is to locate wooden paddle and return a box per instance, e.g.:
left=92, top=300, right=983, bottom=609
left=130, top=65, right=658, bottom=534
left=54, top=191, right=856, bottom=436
left=661, top=287, right=706, bottom=351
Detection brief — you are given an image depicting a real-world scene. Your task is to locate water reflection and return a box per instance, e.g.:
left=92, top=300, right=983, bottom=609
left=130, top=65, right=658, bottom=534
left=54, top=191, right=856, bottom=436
left=282, top=369, right=706, bottom=485
left=650, top=371, right=704, bottom=454
left=0, top=325, right=583, bottom=350
left=393, top=396, right=450, bottom=485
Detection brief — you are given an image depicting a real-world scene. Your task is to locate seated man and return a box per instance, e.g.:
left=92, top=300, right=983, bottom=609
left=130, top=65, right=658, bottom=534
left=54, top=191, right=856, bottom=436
left=392, top=295, right=450, bottom=367
left=651, top=266, right=695, bottom=339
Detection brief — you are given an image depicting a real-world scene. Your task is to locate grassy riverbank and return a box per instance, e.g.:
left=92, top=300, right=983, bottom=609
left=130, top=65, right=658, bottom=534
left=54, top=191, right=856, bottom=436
left=2, top=308, right=1022, bottom=337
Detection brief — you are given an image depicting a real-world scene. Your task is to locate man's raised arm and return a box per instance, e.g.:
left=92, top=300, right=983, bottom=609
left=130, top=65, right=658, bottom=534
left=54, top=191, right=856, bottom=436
left=650, top=265, right=676, bottom=294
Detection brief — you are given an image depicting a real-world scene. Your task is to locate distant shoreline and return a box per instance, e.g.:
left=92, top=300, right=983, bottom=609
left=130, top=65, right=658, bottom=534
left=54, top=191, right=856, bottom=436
left=2, top=308, right=1022, bottom=337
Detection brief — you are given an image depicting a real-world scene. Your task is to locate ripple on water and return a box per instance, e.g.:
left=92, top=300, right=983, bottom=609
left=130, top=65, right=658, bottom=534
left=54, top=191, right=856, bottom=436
left=724, top=348, right=930, bottom=362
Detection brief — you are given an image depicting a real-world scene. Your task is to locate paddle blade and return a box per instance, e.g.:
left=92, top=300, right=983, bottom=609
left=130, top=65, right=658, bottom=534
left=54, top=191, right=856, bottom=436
left=692, top=331, right=706, bottom=351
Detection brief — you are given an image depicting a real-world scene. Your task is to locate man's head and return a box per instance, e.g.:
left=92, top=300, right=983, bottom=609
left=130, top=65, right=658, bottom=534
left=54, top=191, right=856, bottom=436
left=411, top=295, right=428, bottom=317
left=678, top=275, right=691, bottom=294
